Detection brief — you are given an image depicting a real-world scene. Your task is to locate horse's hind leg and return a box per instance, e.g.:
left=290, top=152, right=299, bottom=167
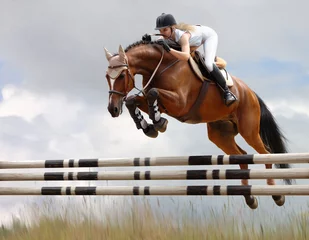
left=125, top=95, right=158, bottom=138
left=207, top=121, right=258, bottom=209
left=238, top=110, right=285, bottom=206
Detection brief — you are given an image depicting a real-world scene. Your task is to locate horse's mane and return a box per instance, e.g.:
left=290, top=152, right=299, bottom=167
left=109, top=39, right=182, bottom=57
left=125, top=39, right=182, bottom=52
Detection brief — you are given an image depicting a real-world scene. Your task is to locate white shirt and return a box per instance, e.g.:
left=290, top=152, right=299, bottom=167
left=174, top=25, right=217, bottom=47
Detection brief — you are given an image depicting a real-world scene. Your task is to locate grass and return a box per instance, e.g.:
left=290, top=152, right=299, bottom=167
left=0, top=196, right=308, bottom=240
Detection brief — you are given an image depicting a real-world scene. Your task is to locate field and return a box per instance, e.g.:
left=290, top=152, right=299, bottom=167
left=1, top=196, right=308, bottom=240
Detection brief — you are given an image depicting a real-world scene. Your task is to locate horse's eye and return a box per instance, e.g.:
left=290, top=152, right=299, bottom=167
left=118, top=73, right=125, bottom=79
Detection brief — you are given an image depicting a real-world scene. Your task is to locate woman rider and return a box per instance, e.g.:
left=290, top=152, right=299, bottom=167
left=143, top=13, right=237, bottom=106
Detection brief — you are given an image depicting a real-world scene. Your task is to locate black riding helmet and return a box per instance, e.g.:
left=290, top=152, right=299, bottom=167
left=155, top=13, right=177, bottom=30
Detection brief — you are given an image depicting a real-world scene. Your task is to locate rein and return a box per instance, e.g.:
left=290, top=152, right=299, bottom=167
left=142, top=47, right=165, bottom=92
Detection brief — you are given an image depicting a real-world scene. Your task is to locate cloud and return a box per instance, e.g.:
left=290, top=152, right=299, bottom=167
left=0, top=0, right=308, bottom=226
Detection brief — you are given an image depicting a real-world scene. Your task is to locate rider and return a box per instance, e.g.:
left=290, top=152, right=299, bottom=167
left=143, top=13, right=237, bottom=106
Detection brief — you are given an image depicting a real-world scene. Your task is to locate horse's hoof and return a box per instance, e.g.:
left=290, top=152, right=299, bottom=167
left=143, top=125, right=158, bottom=138
left=272, top=195, right=285, bottom=206
left=245, top=196, right=258, bottom=209
left=154, top=117, right=168, bottom=132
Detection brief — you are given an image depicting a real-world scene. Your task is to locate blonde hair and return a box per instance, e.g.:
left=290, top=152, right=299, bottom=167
left=175, top=22, right=196, bottom=32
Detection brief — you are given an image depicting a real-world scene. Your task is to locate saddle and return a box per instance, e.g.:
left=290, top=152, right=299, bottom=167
left=189, top=51, right=233, bottom=87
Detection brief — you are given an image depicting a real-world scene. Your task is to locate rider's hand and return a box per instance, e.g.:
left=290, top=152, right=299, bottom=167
left=142, top=34, right=151, bottom=42
left=157, top=39, right=171, bottom=52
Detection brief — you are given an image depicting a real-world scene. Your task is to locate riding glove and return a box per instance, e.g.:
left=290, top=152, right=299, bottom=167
left=157, top=39, right=171, bottom=52
left=142, top=34, right=151, bottom=42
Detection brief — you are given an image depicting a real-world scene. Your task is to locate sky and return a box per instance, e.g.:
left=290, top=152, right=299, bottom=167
left=0, top=0, right=308, bottom=226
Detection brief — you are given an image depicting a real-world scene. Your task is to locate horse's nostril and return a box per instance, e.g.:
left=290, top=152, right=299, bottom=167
left=114, top=107, right=118, bottom=113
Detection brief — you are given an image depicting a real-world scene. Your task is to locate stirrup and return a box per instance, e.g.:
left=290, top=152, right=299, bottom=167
left=224, top=91, right=237, bottom=106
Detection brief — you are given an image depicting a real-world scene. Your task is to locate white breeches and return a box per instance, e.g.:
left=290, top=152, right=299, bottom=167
left=202, top=34, right=218, bottom=72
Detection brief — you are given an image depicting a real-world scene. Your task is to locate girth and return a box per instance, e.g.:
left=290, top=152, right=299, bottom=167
left=178, top=80, right=210, bottom=122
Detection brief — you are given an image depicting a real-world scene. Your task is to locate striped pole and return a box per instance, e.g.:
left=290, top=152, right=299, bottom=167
left=1, top=168, right=308, bottom=181
left=1, top=153, right=309, bottom=169
left=0, top=185, right=308, bottom=196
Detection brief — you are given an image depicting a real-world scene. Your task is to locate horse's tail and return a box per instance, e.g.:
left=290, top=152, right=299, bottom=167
left=254, top=93, right=292, bottom=184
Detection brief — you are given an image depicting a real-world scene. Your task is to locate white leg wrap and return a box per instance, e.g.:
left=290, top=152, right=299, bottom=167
left=153, top=100, right=161, bottom=121
left=135, top=108, right=148, bottom=129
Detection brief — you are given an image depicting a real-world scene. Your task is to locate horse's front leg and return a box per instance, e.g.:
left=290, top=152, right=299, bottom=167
left=147, top=88, right=168, bottom=133
left=146, top=88, right=182, bottom=133
left=125, top=95, right=158, bottom=138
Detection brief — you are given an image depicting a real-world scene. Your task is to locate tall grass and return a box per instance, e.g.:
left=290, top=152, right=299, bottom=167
left=0, top=197, right=308, bottom=240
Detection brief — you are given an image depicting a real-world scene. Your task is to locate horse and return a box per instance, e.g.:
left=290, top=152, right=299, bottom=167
left=104, top=40, right=291, bottom=209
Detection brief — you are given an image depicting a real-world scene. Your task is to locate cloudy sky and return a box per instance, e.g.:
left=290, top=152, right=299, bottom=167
left=0, top=0, right=308, bottom=226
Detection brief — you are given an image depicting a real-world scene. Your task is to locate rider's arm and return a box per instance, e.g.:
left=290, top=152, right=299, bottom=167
left=169, top=32, right=191, bottom=61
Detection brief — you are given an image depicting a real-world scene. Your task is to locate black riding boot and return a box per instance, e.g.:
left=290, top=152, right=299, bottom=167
left=210, top=63, right=237, bottom=106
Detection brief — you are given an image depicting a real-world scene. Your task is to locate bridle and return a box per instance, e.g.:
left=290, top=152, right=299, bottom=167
left=106, top=47, right=165, bottom=98
left=107, top=64, right=135, bottom=97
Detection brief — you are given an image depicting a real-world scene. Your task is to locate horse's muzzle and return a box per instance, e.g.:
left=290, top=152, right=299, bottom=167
left=108, top=100, right=123, bottom=117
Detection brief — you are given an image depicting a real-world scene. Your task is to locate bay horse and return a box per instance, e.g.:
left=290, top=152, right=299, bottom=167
left=104, top=40, right=291, bottom=209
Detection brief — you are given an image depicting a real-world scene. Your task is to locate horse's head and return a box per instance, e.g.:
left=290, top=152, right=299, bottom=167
left=104, top=45, right=135, bottom=117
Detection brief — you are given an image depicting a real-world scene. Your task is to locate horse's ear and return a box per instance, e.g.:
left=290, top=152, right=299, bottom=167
left=104, top=47, right=113, bottom=61
left=118, top=45, right=128, bottom=63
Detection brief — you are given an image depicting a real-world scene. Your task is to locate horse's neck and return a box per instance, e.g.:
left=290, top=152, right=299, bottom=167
left=127, top=45, right=162, bottom=76
left=127, top=45, right=192, bottom=91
